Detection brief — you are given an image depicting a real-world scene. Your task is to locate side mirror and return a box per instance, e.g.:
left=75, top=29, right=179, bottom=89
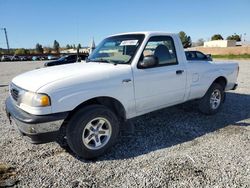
left=138, top=55, right=158, bottom=68
left=206, top=54, right=212, bottom=61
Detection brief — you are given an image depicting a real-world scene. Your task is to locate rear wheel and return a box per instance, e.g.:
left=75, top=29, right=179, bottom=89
left=199, top=83, right=225, bottom=115
left=66, top=105, right=119, bottom=159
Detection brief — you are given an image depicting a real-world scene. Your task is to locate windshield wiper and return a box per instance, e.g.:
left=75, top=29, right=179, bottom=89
left=87, top=58, right=110, bottom=63
left=87, top=58, right=120, bottom=65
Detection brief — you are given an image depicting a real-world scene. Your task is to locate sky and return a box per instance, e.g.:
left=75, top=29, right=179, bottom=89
left=0, top=0, right=249, bottom=49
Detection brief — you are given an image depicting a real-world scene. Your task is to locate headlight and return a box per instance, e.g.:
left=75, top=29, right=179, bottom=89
left=20, top=91, right=51, bottom=107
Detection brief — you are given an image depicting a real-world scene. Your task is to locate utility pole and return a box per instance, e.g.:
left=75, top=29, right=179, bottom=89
left=1, top=28, right=10, bottom=53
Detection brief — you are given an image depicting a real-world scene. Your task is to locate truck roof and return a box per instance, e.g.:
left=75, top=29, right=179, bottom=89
left=109, top=31, right=175, bottom=37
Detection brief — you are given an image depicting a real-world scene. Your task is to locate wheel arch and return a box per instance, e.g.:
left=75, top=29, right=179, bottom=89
left=199, top=76, right=227, bottom=100
left=211, top=76, right=227, bottom=90
left=64, top=96, right=127, bottom=124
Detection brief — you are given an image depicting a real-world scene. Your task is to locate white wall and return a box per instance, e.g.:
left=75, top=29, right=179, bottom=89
left=60, top=48, right=89, bottom=53
left=204, top=40, right=236, bottom=47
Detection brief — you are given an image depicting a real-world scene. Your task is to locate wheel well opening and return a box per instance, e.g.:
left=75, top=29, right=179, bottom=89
left=213, top=76, right=227, bottom=90
left=64, top=97, right=126, bottom=124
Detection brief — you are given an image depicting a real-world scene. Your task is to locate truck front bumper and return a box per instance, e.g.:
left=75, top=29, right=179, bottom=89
left=5, top=97, right=69, bottom=144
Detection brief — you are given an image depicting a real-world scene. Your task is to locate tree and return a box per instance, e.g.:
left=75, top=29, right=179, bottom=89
left=29, top=49, right=36, bottom=54
left=77, top=43, right=82, bottom=49
left=43, top=47, right=52, bottom=53
left=53, top=40, right=60, bottom=53
left=211, top=34, right=223, bottom=40
left=196, top=38, right=205, bottom=46
left=227, top=33, right=241, bottom=41
left=66, top=44, right=71, bottom=49
left=15, top=48, right=30, bottom=55
left=35, top=43, right=43, bottom=53
left=179, top=31, right=192, bottom=48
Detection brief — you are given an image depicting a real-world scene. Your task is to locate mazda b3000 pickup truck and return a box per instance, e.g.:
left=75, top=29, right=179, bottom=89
left=5, top=31, right=239, bottom=159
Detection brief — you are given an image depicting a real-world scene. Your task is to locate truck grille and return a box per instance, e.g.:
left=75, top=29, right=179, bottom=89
left=11, top=88, right=19, bottom=101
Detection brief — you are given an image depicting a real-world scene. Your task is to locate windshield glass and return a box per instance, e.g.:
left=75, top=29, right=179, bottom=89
left=58, top=56, right=68, bottom=61
left=88, top=34, right=145, bottom=64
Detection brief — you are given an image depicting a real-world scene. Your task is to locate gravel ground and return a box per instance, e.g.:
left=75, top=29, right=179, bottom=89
left=0, top=60, right=249, bottom=187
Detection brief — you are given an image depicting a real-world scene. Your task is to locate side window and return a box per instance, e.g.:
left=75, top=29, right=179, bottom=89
left=68, top=55, right=77, bottom=61
left=196, top=52, right=206, bottom=60
left=186, top=51, right=196, bottom=60
left=142, top=36, right=178, bottom=66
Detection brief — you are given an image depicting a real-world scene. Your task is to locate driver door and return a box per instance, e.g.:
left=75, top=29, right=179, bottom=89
left=133, top=36, right=186, bottom=114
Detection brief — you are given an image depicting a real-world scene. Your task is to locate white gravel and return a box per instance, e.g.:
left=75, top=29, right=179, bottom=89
left=0, top=60, right=249, bottom=187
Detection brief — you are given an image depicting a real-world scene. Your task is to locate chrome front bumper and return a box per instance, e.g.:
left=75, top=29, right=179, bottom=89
left=12, top=118, right=63, bottom=135
left=5, top=97, right=69, bottom=143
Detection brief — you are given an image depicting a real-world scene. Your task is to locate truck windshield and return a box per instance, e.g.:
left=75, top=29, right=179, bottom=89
left=87, top=34, right=145, bottom=64
left=58, top=56, right=68, bottom=61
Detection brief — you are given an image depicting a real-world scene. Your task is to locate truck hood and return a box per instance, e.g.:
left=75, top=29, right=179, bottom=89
left=12, top=62, right=130, bottom=92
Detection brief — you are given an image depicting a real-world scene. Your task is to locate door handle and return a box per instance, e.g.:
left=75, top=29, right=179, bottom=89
left=122, top=79, right=132, bottom=83
left=176, top=70, right=184, bottom=75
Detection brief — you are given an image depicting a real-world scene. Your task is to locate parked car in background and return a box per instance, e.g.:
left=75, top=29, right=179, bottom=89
left=1, top=55, right=12, bottom=62
left=11, top=55, right=21, bottom=61
left=24, top=56, right=32, bottom=61
left=44, top=54, right=87, bottom=67
left=185, top=50, right=213, bottom=61
left=32, top=56, right=40, bottom=61
left=20, top=56, right=28, bottom=61
left=47, top=55, right=59, bottom=60
left=40, top=56, right=48, bottom=60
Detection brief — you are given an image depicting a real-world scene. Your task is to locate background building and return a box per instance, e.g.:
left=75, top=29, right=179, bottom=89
left=204, top=40, right=236, bottom=47
left=60, top=47, right=89, bottom=54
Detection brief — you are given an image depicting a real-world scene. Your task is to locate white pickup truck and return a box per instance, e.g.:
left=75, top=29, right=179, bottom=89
left=5, top=31, right=239, bottom=159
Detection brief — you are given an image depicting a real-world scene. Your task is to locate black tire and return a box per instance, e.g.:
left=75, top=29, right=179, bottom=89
left=66, top=104, right=119, bottom=159
left=199, top=83, right=225, bottom=115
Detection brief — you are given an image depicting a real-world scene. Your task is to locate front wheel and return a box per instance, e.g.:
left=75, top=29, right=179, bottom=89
left=199, top=83, right=225, bottom=115
left=66, top=105, right=119, bottom=159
